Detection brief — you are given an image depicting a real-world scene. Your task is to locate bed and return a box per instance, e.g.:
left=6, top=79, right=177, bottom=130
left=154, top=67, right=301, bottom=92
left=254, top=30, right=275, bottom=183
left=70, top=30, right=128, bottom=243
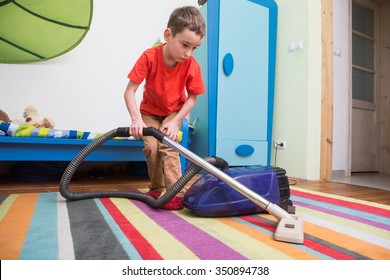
left=0, top=118, right=191, bottom=171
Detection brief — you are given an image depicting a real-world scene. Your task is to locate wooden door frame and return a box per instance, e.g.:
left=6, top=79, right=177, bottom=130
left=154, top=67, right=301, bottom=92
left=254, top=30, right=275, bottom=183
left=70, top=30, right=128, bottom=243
left=320, top=0, right=334, bottom=180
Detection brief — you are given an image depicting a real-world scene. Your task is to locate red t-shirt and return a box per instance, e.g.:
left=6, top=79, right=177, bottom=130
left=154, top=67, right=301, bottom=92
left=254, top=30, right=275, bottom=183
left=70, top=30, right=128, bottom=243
left=128, top=44, right=205, bottom=116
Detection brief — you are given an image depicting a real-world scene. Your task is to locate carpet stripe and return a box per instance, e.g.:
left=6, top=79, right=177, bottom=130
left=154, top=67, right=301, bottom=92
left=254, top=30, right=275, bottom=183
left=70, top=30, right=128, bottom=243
left=292, top=193, right=390, bottom=222
left=0, top=194, right=16, bottom=222
left=56, top=193, right=75, bottom=260
left=100, top=198, right=163, bottom=260
left=1, top=188, right=389, bottom=260
left=302, top=218, right=390, bottom=259
left=303, top=234, right=368, bottom=260
left=291, top=187, right=390, bottom=215
left=292, top=197, right=390, bottom=230
left=94, top=199, right=142, bottom=260
left=248, top=215, right=362, bottom=260
left=101, top=198, right=165, bottom=259
left=112, top=199, right=200, bottom=260
left=66, top=199, right=129, bottom=260
left=217, top=216, right=319, bottom=260
left=294, top=200, right=390, bottom=231
left=240, top=215, right=335, bottom=259
left=238, top=215, right=335, bottom=260
left=297, top=205, right=390, bottom=245
left=0, top=194, right=9, bottom=204
left=240, top=213, right=383, bottom=260
left=132, top=200, right=246, bottom=260
left=175, top=210, right=291, bottom=259
left=19, top=193, right=58, bottom=259
left=0, top=193, right=39, bottom=259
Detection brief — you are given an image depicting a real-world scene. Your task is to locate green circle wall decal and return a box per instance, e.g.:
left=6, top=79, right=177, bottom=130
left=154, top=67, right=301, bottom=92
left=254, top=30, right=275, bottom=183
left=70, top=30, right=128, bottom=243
left=0, top=0, right=93, bottom=63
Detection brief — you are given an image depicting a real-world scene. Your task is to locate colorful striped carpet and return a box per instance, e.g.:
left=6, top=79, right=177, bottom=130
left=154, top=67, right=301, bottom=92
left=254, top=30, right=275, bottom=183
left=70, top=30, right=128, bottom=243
left=1, top=186, right=389, bottom=260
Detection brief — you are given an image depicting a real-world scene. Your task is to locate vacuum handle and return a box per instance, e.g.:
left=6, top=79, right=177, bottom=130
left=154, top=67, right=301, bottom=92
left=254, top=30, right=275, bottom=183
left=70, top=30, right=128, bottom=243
left=115, top=127, right=165, bottom=142
left=143, top=127, right=165, bottom=142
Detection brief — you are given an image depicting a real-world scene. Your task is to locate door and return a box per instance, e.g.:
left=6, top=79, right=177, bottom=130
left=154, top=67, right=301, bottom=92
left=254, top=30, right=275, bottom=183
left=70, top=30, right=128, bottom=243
left=351, top=0, right=379, bottom=172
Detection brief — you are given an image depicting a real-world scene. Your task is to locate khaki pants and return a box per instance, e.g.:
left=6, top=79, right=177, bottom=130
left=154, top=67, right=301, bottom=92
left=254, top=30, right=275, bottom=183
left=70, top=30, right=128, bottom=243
left=142, top=113, right=183, bottom=196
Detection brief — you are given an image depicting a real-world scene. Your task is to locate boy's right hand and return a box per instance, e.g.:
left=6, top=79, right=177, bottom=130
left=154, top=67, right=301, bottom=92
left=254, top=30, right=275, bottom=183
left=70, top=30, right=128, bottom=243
left=129, top=119, right=146, bottom=139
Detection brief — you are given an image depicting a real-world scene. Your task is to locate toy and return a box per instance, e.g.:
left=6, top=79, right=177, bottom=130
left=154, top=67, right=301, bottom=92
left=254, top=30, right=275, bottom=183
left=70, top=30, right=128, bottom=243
left=11, top=106, right=55, bottom=128
left=0, top=109, right=11, bottom=123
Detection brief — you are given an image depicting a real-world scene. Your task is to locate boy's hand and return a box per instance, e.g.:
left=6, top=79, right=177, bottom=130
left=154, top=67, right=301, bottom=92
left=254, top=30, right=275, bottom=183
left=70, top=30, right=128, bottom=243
left=160, top=121, right=179, bottom=141
left=129, top=119, right=146, bottom=139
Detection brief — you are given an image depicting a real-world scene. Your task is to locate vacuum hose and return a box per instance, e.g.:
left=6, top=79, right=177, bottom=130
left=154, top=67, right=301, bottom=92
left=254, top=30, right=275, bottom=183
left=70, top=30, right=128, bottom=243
left=59, top=127, right=229, bottom=208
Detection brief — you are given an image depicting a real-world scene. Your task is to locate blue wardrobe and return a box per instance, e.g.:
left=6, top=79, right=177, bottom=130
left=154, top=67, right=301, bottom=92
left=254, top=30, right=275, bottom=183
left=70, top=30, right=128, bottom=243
left=191, top=0, right=278, bottom=166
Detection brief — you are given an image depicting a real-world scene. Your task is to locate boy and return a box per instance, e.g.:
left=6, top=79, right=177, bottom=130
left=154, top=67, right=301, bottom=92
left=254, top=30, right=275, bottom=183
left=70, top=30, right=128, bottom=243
left=124, top=6, right=206, bottom=210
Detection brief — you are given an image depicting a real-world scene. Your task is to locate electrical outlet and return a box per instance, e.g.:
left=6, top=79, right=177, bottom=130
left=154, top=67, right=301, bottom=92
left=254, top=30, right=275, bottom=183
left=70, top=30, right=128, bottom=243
left=273, top=140, right=287, bottom=150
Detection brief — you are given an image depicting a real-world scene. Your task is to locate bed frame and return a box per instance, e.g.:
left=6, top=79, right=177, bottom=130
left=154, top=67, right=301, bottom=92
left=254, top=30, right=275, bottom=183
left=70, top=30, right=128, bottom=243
left=0, top=119, right=191, bottom=171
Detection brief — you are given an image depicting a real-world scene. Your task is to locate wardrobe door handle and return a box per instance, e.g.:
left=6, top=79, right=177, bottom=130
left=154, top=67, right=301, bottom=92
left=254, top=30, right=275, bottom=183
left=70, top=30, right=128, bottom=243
left=235, top=144, right=255, bottom=157
left=223, top=53, right=234, bottom=76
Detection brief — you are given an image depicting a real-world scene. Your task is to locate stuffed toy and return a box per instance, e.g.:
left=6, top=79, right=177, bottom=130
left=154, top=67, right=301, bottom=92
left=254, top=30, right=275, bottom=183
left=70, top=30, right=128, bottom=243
left=11, top=106, right=55, bottom=128
left=0, top=109, right=11, bottom=123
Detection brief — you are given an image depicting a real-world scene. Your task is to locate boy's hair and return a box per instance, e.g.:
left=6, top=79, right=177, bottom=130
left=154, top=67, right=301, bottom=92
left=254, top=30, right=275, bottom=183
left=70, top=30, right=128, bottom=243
left=167, top=6, right=206, bottom=38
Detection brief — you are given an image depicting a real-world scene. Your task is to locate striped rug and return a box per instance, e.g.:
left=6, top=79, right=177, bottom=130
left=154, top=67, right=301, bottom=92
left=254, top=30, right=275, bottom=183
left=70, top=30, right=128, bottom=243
left=1, top=186, right=389, bottom=260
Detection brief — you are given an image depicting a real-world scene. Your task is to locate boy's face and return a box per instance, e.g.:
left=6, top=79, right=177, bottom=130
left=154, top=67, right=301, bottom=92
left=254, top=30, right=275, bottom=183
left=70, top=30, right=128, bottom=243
left=164, top=27, right=203, bottom=64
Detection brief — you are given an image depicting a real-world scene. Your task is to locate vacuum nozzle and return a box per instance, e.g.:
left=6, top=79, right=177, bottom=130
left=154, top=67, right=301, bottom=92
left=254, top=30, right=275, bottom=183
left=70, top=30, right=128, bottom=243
left=274, top=214, right=304, bottom=244
left=266, top=203, right=304, bottom=244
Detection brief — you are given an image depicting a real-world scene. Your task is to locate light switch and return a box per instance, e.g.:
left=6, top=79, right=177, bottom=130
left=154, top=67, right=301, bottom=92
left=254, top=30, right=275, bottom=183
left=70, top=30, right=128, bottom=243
left=288, top=40, right=303, bottom=53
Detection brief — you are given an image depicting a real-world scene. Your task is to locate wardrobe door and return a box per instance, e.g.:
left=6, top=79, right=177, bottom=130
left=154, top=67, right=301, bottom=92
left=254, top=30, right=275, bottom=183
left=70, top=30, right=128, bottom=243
left=216, top=0, right=270, bottom=165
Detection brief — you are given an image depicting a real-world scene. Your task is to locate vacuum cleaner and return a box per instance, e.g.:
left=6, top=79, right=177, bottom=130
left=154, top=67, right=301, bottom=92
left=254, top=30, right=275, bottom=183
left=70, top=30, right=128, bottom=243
left=60, top=127, right=304, bottom=244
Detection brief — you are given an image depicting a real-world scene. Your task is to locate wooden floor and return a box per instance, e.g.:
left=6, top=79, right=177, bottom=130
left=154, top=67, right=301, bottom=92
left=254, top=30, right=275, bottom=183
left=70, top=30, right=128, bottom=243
left=1, top=172, right=389, bottom=206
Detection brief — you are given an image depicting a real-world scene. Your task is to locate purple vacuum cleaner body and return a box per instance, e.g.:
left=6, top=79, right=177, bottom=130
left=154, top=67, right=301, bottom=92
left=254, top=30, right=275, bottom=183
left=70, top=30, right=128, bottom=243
left=183, top=166, right=292, bottom=217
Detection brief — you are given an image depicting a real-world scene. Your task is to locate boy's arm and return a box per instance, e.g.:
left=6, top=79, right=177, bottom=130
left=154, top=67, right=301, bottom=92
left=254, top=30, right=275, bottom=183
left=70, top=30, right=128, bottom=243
left=124, top=80, right=146, bottom=139
left=161, top=94, right=198, bottom=141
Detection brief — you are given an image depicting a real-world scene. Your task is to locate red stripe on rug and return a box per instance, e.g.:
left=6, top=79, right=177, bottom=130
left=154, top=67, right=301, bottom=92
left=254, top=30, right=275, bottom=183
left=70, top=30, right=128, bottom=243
left=240, top=215, right=276, bottom=233
left=302, top=238, right=356, bottom=260
left=291, top=189, right=390, bottom=217
left=100, top=198, right=163, bottom=260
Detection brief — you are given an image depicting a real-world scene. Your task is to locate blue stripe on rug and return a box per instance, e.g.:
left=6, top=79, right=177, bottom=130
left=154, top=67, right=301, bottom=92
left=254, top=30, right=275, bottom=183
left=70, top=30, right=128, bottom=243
left=19, top=193, right=58, bottom=260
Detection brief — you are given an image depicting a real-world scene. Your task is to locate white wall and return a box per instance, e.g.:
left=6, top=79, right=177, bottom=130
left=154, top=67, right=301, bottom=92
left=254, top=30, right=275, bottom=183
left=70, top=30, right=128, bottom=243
left=0, top=0, right=199, bottom=132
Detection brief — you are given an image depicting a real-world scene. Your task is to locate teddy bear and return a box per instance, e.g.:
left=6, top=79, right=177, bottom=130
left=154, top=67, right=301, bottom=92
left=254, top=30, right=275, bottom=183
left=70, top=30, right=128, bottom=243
left=0, top=109, right=11, bottom=123
left=11, top=106, right=55, bottom=128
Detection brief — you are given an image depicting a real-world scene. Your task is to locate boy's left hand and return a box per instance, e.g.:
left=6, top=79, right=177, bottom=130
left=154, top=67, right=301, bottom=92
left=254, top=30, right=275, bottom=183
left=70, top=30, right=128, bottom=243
left=160, top=121, right=179, bottom=141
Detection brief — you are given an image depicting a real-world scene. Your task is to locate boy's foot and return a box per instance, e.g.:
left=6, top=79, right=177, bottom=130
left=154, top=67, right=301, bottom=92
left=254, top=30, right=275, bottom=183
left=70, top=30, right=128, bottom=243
left=146, top=189, right=161, bottom=199
left=162, top=196, right=184, bottom=210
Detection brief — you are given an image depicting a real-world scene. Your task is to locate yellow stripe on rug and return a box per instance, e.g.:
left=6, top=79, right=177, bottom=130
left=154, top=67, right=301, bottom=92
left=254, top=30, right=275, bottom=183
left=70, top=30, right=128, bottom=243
left=0, top=194, right=17, bottom=221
